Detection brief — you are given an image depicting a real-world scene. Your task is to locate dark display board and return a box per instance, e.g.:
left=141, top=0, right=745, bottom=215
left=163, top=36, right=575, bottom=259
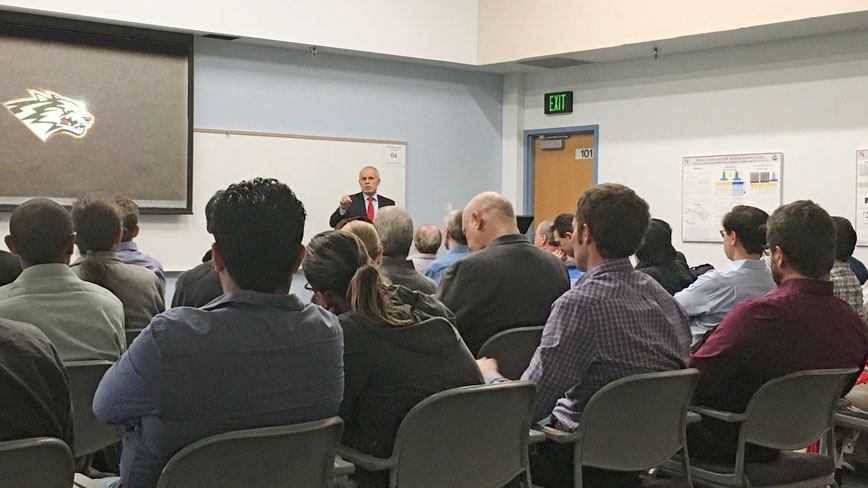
left=0, top=11, right=193, bottom=213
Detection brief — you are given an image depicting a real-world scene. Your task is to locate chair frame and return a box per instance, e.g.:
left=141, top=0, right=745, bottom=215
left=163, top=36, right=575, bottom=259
left=476, top=326, right=544, bottom=380
left=536, top=369, right=700, bottom=488
left=335, top=381, right=537, bottom=488
left=156, top=416, right=345, bottom=488
left=0, top=437, right=74, bottom=488
left=662, top=367, right=859, bottom=488
left=65, top=360, right=126, bottom=458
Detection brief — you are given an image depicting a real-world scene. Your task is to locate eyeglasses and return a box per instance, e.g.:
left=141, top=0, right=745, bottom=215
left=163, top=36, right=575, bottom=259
left=719, top=229, right=727, bottom=238
left=304, top=282, right=315, bottom=292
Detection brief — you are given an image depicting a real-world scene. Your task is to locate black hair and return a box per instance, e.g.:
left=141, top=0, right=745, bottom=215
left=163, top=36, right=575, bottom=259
left=552, top=213, right=574, bottom=238
left=635, top=218, right=677, bottom=268
left=210, top=178, right=306, bottom=292
left=722, top=205, right=769, bottom=255
left=832, top=216, right=857, bottom=262
left=8, top=198, right=74, bottom=264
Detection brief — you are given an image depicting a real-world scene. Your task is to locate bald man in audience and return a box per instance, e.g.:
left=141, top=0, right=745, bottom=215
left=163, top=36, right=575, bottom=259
left=408, top=224, right=441, bottom=275
left=437, top=192, right=569, bottom=355
left=374, top=207, right=437, bottom=294
left=425, top=209, right=470, bottom=284
left=533, top=219, right=559, bottom=254
left=0, top=198, right=125, bottom=361
left=689, top=201, right=868, bottom=465
left=479, top=184, right=690, bottom=487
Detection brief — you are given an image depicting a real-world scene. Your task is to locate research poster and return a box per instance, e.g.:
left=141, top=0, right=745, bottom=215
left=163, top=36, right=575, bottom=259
left=682, top=153, right=782, bottom=242
left=856, top=150, right=868, bottom=246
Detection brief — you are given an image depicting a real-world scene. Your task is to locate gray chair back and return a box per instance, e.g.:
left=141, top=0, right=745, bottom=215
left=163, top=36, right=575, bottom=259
left=577, top=369, right=699, bottom=471
left=476, top=326, right=544, bottom=380
left=743, top=367, right=859, bottom=450
left=156, top=416, right=343, bottom=488
left=0, top=437, right=73, bottom=488
left=66, top=360, right=125, bottom=457
left=390, top=381, right=535, bottom=488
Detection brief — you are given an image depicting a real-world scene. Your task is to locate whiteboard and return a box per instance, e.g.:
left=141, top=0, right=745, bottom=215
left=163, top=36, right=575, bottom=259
left=682, top=153, right=782, bottom=243
left=133, top=129, right=406, bottom=271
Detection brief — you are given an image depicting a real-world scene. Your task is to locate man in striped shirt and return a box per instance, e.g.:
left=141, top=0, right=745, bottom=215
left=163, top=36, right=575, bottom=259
left=480, top=183, right=691, bottom=487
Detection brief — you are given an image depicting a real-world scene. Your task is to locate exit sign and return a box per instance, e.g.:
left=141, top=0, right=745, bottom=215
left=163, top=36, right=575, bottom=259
left=544, top=91, right=573, bottom=114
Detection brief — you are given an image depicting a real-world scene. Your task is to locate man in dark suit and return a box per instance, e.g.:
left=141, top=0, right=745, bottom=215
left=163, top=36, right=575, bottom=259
left=437, top=191, right=570, bottom=355
left=329, top=166, right=395, bottom=228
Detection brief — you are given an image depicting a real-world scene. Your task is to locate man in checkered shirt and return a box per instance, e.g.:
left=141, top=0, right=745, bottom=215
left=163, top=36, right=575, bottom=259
left=480, top=183, right=691, bottom=487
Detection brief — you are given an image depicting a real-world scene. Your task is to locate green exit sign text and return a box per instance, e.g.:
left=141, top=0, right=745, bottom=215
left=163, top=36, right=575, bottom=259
left=544, top=91, right=573, bottom=115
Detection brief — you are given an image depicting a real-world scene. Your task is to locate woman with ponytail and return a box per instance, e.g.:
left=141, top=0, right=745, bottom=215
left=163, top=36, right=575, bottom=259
left=70, top=194, right=165, bottom=332
left=304, top=230, right=481, bottom=488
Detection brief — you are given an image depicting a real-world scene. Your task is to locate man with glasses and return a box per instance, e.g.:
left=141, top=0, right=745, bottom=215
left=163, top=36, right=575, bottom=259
left=689, top=200, right=868, bottom=465
left=675, top=205, right=776, bottom=346
left=0, top=198, right=125, bottom=361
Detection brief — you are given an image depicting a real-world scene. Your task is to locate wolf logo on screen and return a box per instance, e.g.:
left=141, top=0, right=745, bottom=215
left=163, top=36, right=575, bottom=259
left=3, top=89, right=94, bottom=142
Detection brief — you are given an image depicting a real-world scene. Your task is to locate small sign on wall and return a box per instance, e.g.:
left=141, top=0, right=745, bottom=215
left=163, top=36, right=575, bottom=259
left=544, top=91, right=573, bottom=115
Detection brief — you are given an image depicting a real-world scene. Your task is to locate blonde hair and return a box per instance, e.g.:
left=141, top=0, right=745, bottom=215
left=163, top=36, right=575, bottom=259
left=340, top=220, right=383, bottom=262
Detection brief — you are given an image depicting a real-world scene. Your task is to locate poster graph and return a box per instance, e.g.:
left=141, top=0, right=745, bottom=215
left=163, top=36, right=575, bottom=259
left=682, top=153, right=782, bottom=242
left=856, top=150, right=868, bottom=246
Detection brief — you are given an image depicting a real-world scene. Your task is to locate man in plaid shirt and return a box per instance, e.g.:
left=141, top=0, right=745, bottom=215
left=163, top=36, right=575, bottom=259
left=480, top=183, right=691, bottom=487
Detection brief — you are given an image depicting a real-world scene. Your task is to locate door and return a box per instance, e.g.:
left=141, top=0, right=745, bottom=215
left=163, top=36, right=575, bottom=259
left=533, top=132, right=595, bottom=224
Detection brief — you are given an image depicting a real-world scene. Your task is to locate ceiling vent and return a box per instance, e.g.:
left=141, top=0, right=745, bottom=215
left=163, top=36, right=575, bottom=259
left=202, top=34, right=239, bottom=41
left=516, top=57, right=592, bottom=69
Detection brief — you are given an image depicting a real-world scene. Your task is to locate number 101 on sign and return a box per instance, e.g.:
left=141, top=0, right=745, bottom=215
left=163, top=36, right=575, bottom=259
left=576, top=148, right=594, bottom=160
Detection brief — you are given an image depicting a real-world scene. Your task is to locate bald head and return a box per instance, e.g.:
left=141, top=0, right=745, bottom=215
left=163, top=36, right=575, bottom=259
left=414, top=224, right=442, bottom=254
left=463, top=191, right=520, bottom=251
left=534, top=219, right=555, bottom=248
left=6, top=198, right=75, bottom=267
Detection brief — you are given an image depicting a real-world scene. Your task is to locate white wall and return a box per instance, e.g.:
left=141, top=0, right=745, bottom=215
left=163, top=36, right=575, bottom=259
left=517, top=30, right=868, bottom=269
left=0, top=0, right=480, bottom=65
left=478, top=0, right=868, bottom=64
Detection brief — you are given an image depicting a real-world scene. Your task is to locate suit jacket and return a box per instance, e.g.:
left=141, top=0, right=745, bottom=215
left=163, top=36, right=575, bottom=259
left=379, top=256, right=436, bottom=295
left=436, top=234, right=570, bottom=355
left=329, top=192, right=395, bottom=228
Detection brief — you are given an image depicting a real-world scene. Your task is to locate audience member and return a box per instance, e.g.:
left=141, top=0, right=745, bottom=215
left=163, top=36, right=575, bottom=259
left=480, top=183, right=690, bottom=487
left=830, top=217, right=863, bottom=315
left=0, top=198, right=124, bottom=361
left=92, top=178, right=344, bottom=488
left=374, top=206, right=436, bottom=294
left=0, top=317, right=73, bottom=450
left=635, top=218, right=695, bottom=294
left=330, top=166, right=395, bottom=227
left=408, top=224, right=441, bottom=274
left=113, top=196, right=166, bottom=286
left=304, top=231, right=481, bottom=488
left=533, top=218, right=559, bottom=254
left=437, top=192, right=569, bottom=355
left=675, top=205, right=775, bottom=345
left=171, top=191, right=224, bottom=308
left=424, top=209, right=470, bottom=284
left=849, top=256, right=868, bottom=285
left=0, top=249, right=22, bottom=286
left=551, top=213, right=575, bottom=264
left=339, top=219, right=383, bottom=264
left=689, top=200, right=868, bottom=465
left=70, top=195, right=165, bottom=331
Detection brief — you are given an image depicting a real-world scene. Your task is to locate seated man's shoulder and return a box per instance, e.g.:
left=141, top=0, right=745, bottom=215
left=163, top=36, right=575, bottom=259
left=0, top=317, right=55, bottom=353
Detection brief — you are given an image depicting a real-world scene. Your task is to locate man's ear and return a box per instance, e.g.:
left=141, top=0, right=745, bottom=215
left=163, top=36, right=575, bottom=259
left=114, top=228, right=123, bottom=246
left=211, top=243, right=225, bottom=272
left=292, top=245, right=306, bottom=274
left=4, top=235, right=16, bottom=255
left=63, top=233, right=75, bottom=257
left=132, top=225, right=140, bottom=239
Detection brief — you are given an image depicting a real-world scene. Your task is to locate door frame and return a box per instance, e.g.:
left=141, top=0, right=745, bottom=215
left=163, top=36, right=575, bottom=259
left=523, top=125, right=599, bottom=215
